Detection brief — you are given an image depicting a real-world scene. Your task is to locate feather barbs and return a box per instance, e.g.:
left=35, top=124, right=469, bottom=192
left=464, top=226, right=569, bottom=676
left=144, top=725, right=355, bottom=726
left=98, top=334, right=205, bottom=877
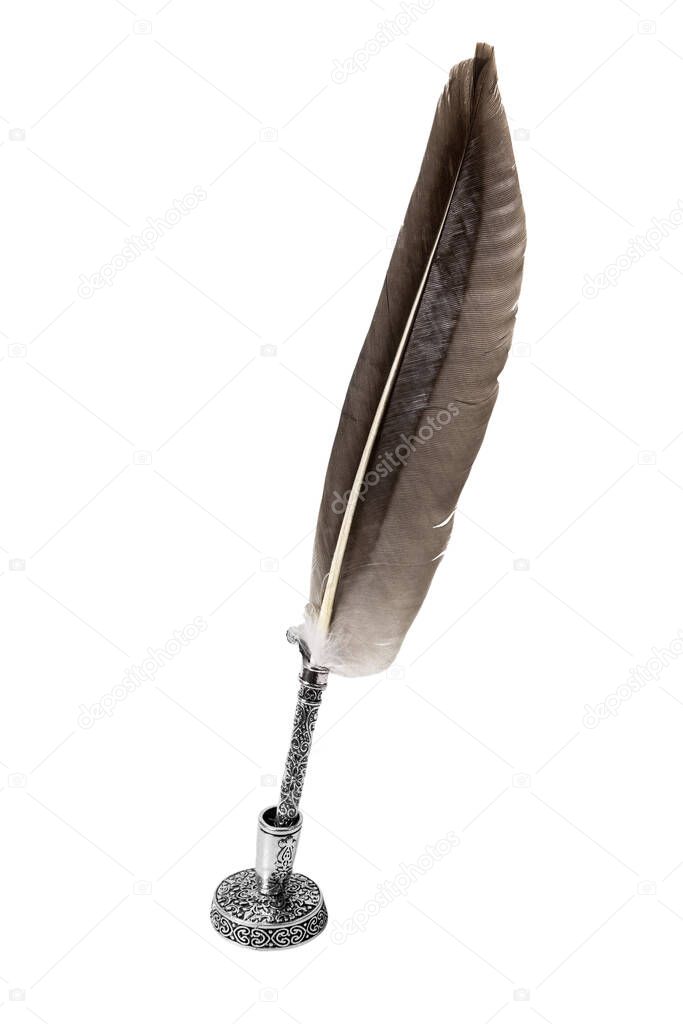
left=305, top=43, right=526, bottom=676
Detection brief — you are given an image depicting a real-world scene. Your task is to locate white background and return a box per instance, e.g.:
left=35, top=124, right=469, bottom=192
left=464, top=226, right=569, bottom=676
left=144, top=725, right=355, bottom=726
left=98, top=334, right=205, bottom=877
left=2, top=0, right=683, bottom=1020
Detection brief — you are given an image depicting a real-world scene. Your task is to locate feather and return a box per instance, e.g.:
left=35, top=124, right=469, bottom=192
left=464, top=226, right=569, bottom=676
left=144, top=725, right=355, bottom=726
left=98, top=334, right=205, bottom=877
left=303, top=42, right=526, bottom=676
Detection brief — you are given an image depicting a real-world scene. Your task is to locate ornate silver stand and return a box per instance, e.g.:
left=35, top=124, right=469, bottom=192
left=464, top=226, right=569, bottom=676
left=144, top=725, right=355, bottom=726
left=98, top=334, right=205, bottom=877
left=210, top=636, right=329, bottom=949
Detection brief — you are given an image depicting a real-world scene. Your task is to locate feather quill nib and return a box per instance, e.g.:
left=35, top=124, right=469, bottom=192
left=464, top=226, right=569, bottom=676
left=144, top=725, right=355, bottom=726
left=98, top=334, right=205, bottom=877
left=305, top=43, right=526, bottom=677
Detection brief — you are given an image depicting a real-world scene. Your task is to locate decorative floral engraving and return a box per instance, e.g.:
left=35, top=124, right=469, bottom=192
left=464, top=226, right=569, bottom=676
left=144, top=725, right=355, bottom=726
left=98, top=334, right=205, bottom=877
left=276, top=678, right=326, bottom=825
left=210, top=868, right=327, bottom=949
left=270, top=834, right=296, bottom=888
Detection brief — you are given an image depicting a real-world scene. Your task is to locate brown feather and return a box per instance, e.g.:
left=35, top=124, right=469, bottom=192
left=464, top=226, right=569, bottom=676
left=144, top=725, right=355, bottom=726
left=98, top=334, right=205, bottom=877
left=305, top=43, right=526, bottom=676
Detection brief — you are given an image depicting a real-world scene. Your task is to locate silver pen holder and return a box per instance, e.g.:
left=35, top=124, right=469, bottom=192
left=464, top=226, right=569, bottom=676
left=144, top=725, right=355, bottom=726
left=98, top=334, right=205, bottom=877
left=210, top=805, right=327, bottom=949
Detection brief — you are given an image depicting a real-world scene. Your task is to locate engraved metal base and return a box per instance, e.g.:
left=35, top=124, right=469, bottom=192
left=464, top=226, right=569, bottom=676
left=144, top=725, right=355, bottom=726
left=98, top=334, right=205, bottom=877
left=210, top=868, right=328, bottom=949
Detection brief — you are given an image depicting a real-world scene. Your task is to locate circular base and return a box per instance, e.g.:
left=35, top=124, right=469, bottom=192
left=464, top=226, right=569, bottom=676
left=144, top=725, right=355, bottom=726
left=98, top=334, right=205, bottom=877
left=210, top=868, right=327, bottom=949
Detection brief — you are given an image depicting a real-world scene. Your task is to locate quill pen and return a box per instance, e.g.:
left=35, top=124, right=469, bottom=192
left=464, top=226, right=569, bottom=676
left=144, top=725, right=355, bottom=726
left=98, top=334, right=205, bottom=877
left=211, top=43, right=525, bottom=948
